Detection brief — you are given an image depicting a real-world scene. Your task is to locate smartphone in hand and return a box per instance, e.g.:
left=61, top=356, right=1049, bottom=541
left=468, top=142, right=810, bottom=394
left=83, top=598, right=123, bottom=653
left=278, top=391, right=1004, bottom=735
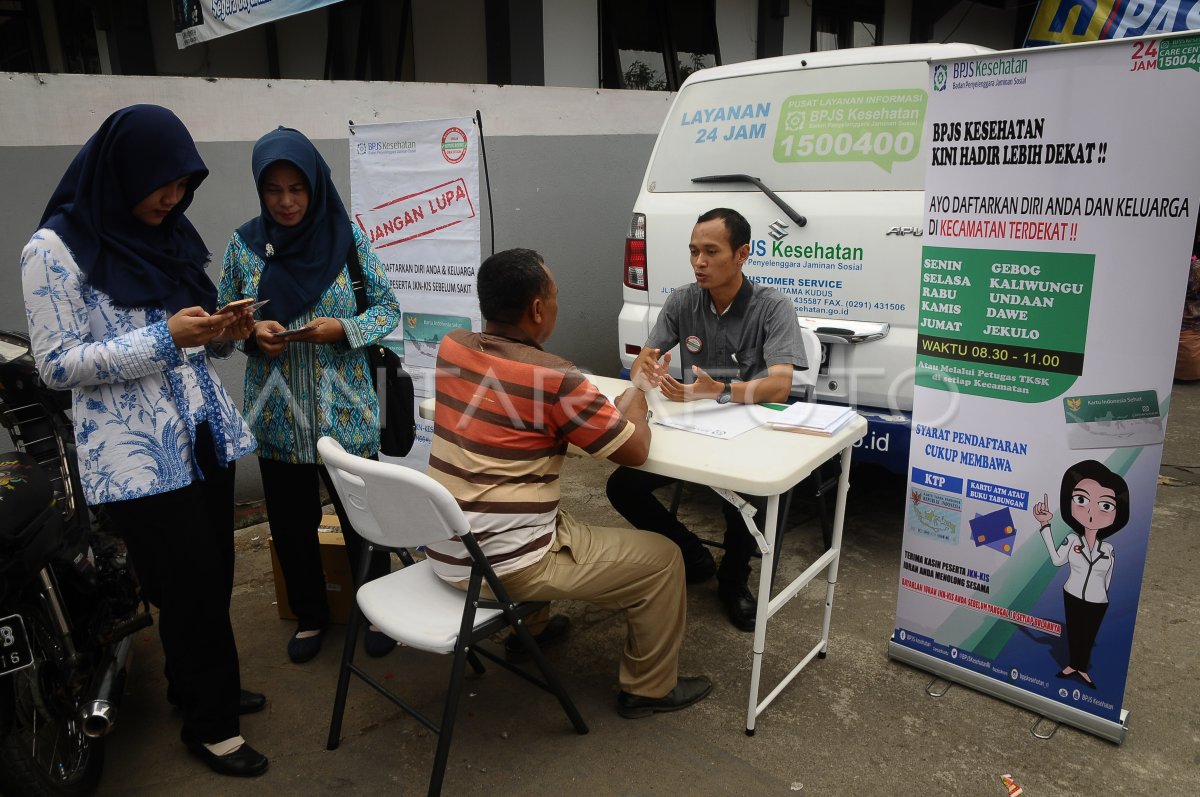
left=216, top=298, right=269, bottom=315
left=271, top=325, right=315, bottom=339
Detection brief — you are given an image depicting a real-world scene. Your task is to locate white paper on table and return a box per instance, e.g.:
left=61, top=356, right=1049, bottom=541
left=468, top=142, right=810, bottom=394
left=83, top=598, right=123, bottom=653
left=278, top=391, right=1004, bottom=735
left=651, top=401, right=773, bottom=439
left=770, top=401, right=858, bottom=431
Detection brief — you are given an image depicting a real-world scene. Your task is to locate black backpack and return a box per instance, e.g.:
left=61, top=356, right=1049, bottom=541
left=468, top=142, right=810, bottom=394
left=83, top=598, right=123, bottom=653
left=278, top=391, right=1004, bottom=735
left=346, top=246, right=416, bottom=458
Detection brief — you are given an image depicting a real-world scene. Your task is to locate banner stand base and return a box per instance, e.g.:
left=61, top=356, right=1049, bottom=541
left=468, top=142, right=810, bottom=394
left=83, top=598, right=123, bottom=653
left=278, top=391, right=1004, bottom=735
left=888, top=641, right=1129, bottom=744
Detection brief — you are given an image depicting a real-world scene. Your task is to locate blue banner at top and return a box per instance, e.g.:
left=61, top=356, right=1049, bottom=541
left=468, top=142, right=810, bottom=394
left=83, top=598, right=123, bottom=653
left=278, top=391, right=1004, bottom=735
left=1026, top=0, right=1200, bottom=47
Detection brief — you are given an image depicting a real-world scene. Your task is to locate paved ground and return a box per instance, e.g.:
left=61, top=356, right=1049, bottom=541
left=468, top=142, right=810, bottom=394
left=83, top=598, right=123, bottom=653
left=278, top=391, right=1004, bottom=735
left=86, top=383, right=1199, bottom=796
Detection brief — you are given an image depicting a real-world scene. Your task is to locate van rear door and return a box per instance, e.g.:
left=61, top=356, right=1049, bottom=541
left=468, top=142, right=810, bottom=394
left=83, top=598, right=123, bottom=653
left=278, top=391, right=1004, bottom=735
left=621, top=46, right=992, bottom=412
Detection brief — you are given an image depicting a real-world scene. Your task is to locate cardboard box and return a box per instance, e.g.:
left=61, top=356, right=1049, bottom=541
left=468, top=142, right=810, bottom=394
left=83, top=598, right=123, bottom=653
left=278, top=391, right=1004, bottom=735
left=269, top=515, right=356, bottom=625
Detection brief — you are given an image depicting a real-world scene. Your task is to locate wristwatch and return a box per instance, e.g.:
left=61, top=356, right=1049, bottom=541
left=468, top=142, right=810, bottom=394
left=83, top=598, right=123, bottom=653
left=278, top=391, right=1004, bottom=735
left=716, top=382, right=733, bottom=404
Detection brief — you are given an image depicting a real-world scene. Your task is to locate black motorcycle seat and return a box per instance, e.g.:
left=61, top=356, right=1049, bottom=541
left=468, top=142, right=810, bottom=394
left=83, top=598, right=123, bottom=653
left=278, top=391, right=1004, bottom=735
left=0, top=451, right=63, bottom=570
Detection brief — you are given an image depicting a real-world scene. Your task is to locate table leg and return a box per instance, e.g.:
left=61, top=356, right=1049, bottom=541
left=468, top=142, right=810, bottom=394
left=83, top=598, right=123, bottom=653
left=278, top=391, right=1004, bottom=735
left=745, top=492, right=779, bottom=735
left=818, top=445, right=853, bottom=655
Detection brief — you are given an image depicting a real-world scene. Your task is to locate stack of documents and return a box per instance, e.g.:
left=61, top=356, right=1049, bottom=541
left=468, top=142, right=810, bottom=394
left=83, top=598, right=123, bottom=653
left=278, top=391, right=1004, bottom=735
left=652, top=402, right=767, bottom=440
left=767, top=402, right=858, bottom=436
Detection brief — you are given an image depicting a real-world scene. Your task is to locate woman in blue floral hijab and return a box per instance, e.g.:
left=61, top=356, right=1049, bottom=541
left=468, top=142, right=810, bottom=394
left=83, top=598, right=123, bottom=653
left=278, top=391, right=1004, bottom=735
left=21, top=105, right=268, bottom=778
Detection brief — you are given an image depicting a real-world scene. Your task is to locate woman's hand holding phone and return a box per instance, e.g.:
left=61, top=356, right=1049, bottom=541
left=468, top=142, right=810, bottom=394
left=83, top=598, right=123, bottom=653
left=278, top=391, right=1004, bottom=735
left=271, top=325, right=315, bottom=339
left=253, top=320, right=288, bottom=357
left=285, top=317, right=345, bottom=344
left=169, top=307, right=227, bottom=348
left=210, top=298, right=267, bottom=343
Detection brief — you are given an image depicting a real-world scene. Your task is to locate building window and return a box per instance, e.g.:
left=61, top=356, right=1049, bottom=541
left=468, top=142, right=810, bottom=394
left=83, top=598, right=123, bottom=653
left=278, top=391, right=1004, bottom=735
left=600, top=0, right=719, bottom=91
left=0, top=0, right=47, bottom=72
left=53, top=0, right=108, bottom=74
left=811, top=0, right=882, bottom=51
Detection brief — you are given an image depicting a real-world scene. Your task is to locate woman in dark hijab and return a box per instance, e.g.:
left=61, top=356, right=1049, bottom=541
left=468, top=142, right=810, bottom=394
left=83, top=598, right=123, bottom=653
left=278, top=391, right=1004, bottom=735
left=218, top=127, right=400, bottom=664
left=21, top=105, right=268, bottom=778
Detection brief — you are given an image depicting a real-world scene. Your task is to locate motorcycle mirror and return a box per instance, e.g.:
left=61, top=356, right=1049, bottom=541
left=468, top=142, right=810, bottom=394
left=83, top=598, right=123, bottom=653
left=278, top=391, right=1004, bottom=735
left=0, top=331, right=32, bottom=364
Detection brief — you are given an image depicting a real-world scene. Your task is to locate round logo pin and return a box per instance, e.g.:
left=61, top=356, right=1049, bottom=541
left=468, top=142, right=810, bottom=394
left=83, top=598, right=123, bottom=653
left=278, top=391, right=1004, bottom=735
left=685, top=335, right=702, bottom=353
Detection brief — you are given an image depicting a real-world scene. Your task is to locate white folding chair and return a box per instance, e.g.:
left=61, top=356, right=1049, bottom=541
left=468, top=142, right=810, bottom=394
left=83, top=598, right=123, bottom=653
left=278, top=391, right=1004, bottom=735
left=792, top=326, right=840, bottom=549
left=318, top=437, right=588, bottom=797
left=793, top=326, right=823, bottom=402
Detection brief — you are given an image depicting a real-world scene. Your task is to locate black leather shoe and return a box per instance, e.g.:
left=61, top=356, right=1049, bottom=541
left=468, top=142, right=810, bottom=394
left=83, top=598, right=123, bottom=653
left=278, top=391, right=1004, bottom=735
left=684, top=547, right=717, bottom=584
left=185, top=740, right=269, bottom=777
left=617, top=676, right=713, bottom=719
left=287, top=630, right=324, bottom=663
left=239, top=690, right=266, bottom=715
left=364, top=627, right=398, bottom=658
left=718, top=582, right=757, bottom=632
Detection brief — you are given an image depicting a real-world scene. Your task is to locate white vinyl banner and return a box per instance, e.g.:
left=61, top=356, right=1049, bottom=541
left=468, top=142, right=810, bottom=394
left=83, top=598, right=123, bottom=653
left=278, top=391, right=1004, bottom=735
left=348, top=118, right=482, bottom=469
left=174, top=1, right=344, bottom=49
left=888, top=35, right=1200, bottom=743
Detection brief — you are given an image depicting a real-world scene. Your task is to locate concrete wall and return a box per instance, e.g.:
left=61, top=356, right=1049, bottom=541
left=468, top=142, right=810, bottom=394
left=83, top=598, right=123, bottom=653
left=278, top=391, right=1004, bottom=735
left=544, top=0, right=598, bottom=87
left=934, top=2, right=1021, bottom=49
left=412, top=1, right=489, bottom=83
left=0, top=73, right=671, bottom=500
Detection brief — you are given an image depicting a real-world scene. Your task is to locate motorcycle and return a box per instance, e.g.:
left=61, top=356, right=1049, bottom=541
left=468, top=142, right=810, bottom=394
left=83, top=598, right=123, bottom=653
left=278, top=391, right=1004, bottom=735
left=0, top=330, right=149, bottom=796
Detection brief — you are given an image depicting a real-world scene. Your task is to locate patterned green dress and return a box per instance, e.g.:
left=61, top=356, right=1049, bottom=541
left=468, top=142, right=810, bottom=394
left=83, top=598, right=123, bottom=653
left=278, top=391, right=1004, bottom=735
left=217, top=225, right=400, bottom=463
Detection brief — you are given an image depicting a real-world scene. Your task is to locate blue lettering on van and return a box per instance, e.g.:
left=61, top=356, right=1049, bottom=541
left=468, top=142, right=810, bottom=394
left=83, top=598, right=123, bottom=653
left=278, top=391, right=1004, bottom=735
left=723, top=123, right=766, bottom=141
left=680, top=102, right=772, bottom=126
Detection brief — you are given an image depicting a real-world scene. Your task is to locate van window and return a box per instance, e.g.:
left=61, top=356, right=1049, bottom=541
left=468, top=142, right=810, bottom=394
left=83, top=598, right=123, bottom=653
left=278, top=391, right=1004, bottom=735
left=647, top=61, right=929, bottom=193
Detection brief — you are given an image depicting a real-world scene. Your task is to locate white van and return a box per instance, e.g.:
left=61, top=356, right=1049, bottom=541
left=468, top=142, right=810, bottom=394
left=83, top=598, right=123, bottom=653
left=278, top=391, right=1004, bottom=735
left=618, top=43, right=994, bottom=474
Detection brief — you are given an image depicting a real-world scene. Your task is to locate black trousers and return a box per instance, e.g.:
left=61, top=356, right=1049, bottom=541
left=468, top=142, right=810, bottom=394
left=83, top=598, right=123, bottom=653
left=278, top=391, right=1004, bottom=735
left=104, top=423, right=241, bottom=745
left=1063, top=590, right=1109, bottom=673
left=606, top=466, right=762, bottom=587
left=258, top=455, right=391, bottom=631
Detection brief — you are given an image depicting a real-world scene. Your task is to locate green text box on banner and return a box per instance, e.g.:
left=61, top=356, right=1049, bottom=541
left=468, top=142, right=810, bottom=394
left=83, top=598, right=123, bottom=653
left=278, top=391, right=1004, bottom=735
left=1158, top=35, right=1200, bottom=71
left=915, top=245, right=1094, bottom=403
left=772, top=90, right=927, bottom=172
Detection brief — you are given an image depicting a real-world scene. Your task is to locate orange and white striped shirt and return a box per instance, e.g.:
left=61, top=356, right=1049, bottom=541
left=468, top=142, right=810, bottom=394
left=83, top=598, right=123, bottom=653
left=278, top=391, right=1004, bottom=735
left=425, top=329, right=633, bottom=581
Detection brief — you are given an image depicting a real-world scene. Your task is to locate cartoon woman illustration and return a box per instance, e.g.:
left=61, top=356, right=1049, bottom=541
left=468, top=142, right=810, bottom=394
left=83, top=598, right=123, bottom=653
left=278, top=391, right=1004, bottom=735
left=1032, top=459, right=1130, bottom=689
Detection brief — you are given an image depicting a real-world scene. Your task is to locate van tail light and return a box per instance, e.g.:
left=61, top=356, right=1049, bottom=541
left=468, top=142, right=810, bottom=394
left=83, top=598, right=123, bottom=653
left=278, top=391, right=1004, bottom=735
left=623, top=213, right=647, bottom=290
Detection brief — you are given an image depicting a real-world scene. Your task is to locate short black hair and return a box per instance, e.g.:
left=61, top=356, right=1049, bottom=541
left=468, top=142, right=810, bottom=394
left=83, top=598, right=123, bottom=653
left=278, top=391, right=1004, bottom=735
left=697, top=207, right=751, bottom=252
left=1059, top=459, right=1130, bottom=541
left=477, top=248, right=549, bottom=324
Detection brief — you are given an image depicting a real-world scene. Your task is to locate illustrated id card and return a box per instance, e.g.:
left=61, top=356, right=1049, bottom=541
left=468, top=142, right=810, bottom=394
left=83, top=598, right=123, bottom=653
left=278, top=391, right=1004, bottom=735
left=1063, top=389, right=1163, bottom=449
left=401, top=312, right=472, bottom=370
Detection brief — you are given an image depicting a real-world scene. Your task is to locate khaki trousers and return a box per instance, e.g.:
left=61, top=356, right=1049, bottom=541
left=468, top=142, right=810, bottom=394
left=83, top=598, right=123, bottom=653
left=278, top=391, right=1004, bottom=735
left=487, top=510, right=686, bottom=699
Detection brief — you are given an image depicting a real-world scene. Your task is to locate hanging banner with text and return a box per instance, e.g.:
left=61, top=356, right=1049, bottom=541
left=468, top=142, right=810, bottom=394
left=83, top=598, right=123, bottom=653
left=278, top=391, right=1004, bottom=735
left=174, top=0, right=344, bottom=49
left=1025, top=0, right=1200, bottom=47
left=888, top=35, right=1200, bottom=743
left=348, top=117, right=481, bottom=469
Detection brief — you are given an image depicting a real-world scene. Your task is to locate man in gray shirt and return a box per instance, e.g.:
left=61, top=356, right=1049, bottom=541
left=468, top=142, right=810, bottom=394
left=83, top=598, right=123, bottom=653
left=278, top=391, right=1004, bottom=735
left=606, top=207, right=806, bottom=631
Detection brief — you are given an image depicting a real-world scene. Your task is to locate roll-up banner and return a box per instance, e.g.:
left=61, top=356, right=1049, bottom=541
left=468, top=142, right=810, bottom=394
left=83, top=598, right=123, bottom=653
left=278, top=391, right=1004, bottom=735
left=888, top=35, right=1200, bottom=743
left=174, top=1, right=345, bottom=49
left=1026, top=1, right=1200, bottom=47
left=347, top=118, right=482, bottom=469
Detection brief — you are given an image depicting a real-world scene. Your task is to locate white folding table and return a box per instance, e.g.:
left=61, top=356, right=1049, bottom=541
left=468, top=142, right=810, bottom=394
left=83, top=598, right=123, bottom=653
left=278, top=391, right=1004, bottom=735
left=420, top=376, right=867, bottom=732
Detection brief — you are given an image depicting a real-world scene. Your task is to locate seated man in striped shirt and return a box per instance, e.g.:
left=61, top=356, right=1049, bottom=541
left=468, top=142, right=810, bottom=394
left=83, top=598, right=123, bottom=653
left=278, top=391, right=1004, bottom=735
left=424, top=247, right=711, bottom=718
